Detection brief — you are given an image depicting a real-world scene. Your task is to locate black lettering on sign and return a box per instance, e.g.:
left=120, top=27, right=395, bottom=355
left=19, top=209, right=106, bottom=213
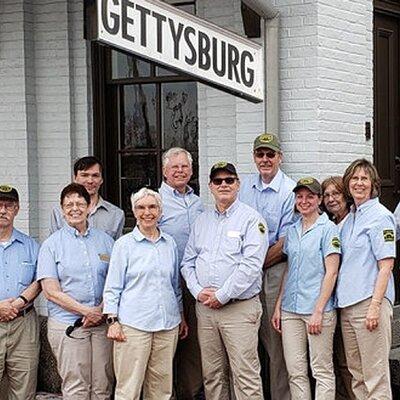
left=169, top=19, right=184, bottom=60
left=102, top=0, right=120, bottom=35
left=212, top=37, right=226, bottom=77
left=136, top=4, right=151, bottom=47
left=228, top=44, right=240, bottom=83
left=152, top=11, right=167, bottom=53
left=241, top=51, right=254, bottom=87
left=184, top=26, right=197, bottom=66
left=198, top=31, right=211, bottom=70
left=121, top=0, right=135, bottom=43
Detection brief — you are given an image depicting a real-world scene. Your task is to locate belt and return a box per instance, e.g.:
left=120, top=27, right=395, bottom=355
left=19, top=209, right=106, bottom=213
left=227, top=295, right=258, bottom=305
left=16, top=304, right=34, bottom=318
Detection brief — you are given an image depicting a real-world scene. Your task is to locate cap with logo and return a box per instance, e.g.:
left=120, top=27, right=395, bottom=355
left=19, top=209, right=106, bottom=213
left=293, top=177, right=322, bottom=195
left=209, top=162, right=238, bottom=180
left=253, top=133, right=281, bottom=152
left=0, top=185, right=19, bottom=202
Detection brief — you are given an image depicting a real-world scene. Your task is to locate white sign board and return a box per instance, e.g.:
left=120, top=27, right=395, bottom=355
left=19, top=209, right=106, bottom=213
left=97, top=0, right=264, bottom=102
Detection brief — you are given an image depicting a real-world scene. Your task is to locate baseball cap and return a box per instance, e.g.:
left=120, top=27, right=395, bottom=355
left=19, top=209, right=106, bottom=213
left=293, top=177, right=322, bottom=195
left=253, top=133, right=281, bottom=152
left=0, top=185, right=19, bottom=202
left=209, top=162, right=238, bottom=180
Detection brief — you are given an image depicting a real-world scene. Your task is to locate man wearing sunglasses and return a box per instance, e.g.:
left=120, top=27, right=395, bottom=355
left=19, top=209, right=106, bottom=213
left=181, top=162, right=268, bottom=400
left=239, top=133, right=295, bottom=400
left=0, top=185, right=40, bottom=400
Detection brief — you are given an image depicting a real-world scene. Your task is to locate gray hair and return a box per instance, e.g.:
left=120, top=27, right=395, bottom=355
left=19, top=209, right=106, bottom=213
left=130, top=187, right=162, bottom=211
left=162, top=147, right=193, bottom=168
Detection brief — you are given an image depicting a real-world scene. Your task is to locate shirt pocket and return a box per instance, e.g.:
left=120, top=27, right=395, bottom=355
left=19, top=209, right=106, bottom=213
left=19, top=262, right=36, bottom=287
left=222, top=236, right=242, bottom=254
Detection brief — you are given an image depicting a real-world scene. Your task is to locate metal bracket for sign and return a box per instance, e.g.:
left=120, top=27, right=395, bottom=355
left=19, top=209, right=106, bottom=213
left=91, top=0, right=265, bottom=103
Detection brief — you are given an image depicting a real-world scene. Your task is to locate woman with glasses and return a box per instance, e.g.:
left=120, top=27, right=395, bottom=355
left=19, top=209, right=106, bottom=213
left=272, top=177, right=340, bottom=400
left=337, top=159, right=396, bottom=399
left=321, top=176, right=355, bottom=400
left=103, top=187, right=188, bottom=400
left=37, top=183, right=115, bottom=399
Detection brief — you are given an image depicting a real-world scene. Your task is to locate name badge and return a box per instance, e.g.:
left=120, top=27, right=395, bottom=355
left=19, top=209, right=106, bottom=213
left=99, top=253, right=110, bottom=262
left=227, top=230, right=241, bottom=238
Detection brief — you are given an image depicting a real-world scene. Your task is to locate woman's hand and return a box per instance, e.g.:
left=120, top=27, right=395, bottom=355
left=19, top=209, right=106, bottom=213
left=271, top=306, right=282, bottom=334
left=179, top=317, right=189, bottom=339
left=366, top=301, right=381, bottom=331
left=82, top=306, right=104, bottom=328
left=308, top=310, right=323, bottom=335
left=107, top=322, right=127, bottom=342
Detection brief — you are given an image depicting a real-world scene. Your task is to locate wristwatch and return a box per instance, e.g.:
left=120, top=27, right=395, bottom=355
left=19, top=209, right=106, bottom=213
left=106, top=316, right=119, bottom=325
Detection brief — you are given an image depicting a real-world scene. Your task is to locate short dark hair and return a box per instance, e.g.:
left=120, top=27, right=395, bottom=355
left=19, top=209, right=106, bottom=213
left=60, top=183, right=91, bottom=206
left=73, top=156, right=103, bottom=177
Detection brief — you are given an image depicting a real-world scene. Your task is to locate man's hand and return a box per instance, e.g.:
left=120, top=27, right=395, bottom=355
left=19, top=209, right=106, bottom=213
left=82, top=306, right=104, bottom=328
left=0, top=298, right=19, bottom=322
left=271, top=306, right=282, bottom=334
left=179, top=317, right=189, bottom=339
left=203, top=292, right=223, bottom=309
left=197, top=288, right=216, bottom=303
left=308, top=310, right=323, bottom=335
left=107, top=322, right=127, bottom=342
left=366, top=301, right=380, bottom=332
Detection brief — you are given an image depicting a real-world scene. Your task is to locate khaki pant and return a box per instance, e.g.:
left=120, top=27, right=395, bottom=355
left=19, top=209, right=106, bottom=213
left=47, top=318, right=114, bottom=400
left=196, top=297, right=263, bottom=400
left=281, top=310, right=337, bottom=400
left=174, top=285, right=203, bottom=399
left=113, top=325, right=179, bottom=400
left=341, top=298, right=392, bottom=400
left=334, top=312, right=355, bottom=400
left=0, top=309, right=39, bottom=400
left=259, top=261, right=291, bottom=400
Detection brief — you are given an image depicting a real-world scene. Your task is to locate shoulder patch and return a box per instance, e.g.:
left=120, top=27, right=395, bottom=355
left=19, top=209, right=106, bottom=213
left=258, top=222, right=266, bottom=234
left=331, top=237, right=340, bottom=249
left=383, top=229, right=394, bottom=242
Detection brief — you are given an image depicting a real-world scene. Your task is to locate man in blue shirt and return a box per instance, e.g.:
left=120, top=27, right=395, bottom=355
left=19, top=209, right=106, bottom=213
left=0, top=185, right=40, bottom=400
left=239, top=133, right=295, bottom=400
left=158, top=147, right=204, bottom=399
left=182, top=162, right=268, bottom=400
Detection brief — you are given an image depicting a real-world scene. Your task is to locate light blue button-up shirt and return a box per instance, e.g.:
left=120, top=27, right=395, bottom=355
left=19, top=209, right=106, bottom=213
left=239, top=169, right=296, bottom=246
left=282, top=213, right=341, bottom=314
left=336, top=198, right=396, bottom=308
left=158, top=182, right=204, bottom=263
left=103, top=227, right=182, bottom=332
left=37, top=225, right=114, bottom=324
left=181, top=199, right=269, bottom=305
left=0, top=229, right=39, bottom=301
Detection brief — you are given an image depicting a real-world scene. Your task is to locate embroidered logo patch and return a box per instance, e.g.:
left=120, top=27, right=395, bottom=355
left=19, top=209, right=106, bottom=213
left=331, top=237, right=340, bottom=249
left=298, top=177, right=314, bottom=185
left=383, top=229, right=394, bottom=242
left=259, top=134, right=273, bottom=143
left=0, top=185, right=12, bottom=193
left=214, top=161, right=227, bottom=169
left=258, top=222, right=266, bottom=234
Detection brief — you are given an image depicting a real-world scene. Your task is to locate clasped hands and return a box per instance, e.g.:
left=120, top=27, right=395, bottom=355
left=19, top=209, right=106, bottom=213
left=197, top=287, right=223, bottom=309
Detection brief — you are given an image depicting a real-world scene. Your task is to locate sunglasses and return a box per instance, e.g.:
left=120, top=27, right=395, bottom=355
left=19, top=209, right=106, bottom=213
left=254, top=150, right=277, bottom=159
left=211, top=177, right=237, bottom=185
left=65, top=317, right=84, bottom=339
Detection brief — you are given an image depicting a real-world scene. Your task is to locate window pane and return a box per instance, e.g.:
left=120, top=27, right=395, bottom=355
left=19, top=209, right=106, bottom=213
left=123, top=85, right=157, bottom=149
left=111, top=50, right=151, bottom=79
left=156, top=65, right=179, bottom=77
left=161, top=82, right=198, bottom=152
left=120, top=153, right=159, bottom=217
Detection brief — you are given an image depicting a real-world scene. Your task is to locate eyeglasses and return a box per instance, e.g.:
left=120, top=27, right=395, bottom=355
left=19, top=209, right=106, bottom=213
left=63, top=202, right=88, bottom=211
left=134, top=204, right=160, bottom=212
left=0, top=202, right=16, bottom=212
left=323, top=191, right=342, bottom=200
left=254, top=150, right=277, bottom=159
left=211, top=177, right=237, bottom=185
left=65, top=317, right=84, bottom=339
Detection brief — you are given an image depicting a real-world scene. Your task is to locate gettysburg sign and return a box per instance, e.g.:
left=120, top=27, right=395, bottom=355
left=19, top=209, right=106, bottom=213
left=96, top=0, right=264, bottom=102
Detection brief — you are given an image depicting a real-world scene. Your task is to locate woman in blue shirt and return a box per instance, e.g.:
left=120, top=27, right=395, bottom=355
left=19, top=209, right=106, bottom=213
left=103, top=187, right=188, bottom=400
left=272, top=177, right=340, bottom=400
left=337, top=159, right=395, bottom=399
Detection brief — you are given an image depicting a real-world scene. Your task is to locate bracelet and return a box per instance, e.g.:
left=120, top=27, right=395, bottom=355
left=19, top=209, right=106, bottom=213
left=371, top=298, right=381, bottom=305
left=18, top=295, right=29, bottom=305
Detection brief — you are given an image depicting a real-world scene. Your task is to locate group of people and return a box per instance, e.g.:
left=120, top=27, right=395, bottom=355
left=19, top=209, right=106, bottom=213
left=0, top=133, right=396, bottom=400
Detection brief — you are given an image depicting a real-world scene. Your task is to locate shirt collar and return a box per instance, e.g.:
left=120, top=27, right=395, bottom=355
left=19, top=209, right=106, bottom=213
left=93, top=196, right=109, bottom=212
left=10, top=228, right=25, bottom=244
left=132, top=226, right=166, bottom=243
left=253, top=169, right=283, bottom=192
left=214, top=198, right=240, bottom=218
left=295, top=212, right=329, bottom=235
left=160, top=181, right=193, bottom=197
left=351, top=197, right=379, bottom=214
left=64, top=223, right=91, bottom=238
